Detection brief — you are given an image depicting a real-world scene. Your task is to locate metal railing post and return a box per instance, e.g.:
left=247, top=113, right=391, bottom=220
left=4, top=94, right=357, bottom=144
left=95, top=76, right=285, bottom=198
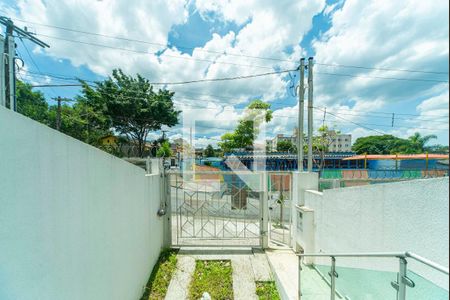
left=298, top=255, right=303, bottom=300
left=330, top=256, right=337, bottom=300
left=398, top=257, right=407, bottom=300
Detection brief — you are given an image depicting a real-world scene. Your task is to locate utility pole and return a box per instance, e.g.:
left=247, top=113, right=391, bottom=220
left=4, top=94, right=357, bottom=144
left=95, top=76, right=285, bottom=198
left=307, top=57, right=314, bottom=172
left=322, top=107, right=327, bottom=128
left=4, top=18, right=15, bottom=111
left=0, top=33, right=5, bottom=107
left=297, top=58, right=305, bottom=172
left=189, top=126, right=193, bottom=149
left=0, top=16, right=49, bottom=111
left=56, top=97, right=62, bottom=131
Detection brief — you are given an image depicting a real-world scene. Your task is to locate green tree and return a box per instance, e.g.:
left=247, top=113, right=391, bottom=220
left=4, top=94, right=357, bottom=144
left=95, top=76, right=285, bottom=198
left=311, top=126, right=340, bottom=169
left=204, top=144, right=215, bottom=157
left=156, top=141, right=173, bottom=158
left=277, top=140, right=297, bottom=152
left=424, top=144, right=449, bottom=154
left=408, top=132, right=437, bottom=153
left=47, top=100, right=111, bottom=146
left=219, top=100, right=272, bottom=152
left=16, top=80, right=49, bottom=124
left=352, top=135, right=404, bottom=154
left=81, top=69, right=180, bottom=157
left=352, top=133, right=438, bottom=155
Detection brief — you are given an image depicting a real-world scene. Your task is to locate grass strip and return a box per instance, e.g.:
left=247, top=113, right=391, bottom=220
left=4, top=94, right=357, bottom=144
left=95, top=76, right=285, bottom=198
left=140, top=249, right=178, bottom=300
left=188, top=260, right=234, bottom=300
left=256, top=281, right=281, bottom=300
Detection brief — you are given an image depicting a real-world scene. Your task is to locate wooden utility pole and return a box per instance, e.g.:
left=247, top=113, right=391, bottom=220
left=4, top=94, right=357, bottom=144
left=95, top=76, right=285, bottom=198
left=0, top=16, right=49, bottom=111
left=56, top=97, right=62, bottom=131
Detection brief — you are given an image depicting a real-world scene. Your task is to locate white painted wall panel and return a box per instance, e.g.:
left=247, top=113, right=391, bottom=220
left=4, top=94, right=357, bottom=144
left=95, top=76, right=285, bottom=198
left=301, top=178, right=449, bottom=290
left=0, top=107, right=164, bottom=300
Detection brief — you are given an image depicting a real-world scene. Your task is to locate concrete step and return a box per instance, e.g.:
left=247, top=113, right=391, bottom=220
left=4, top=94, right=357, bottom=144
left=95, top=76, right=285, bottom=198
left=178, top=246, right=254, bottom=255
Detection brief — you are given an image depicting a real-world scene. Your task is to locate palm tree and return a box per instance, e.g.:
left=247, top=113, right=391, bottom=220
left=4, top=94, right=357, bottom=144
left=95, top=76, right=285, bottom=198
left=408, top=132, right=437, bottom=153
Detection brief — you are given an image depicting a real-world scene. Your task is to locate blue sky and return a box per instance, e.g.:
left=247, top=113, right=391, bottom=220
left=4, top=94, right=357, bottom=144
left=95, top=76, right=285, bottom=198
left=1, top=0, right=449, bottom=147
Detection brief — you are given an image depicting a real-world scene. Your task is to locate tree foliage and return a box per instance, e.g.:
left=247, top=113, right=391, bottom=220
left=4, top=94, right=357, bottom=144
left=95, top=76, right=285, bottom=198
left=16, top=81, right=49, bottom=124
left=204, top=144, right=215, bottom=157
left=352, top=133, right=438, bottom=154
left=81, top=69, right=180, bottom=157
left=156, top=141, right=173, bottom=158
left=219, top=100, right=272, bottom=152
left=277, top=140, right=297, bottom=152
left=15, top=69, right=180, bottom=158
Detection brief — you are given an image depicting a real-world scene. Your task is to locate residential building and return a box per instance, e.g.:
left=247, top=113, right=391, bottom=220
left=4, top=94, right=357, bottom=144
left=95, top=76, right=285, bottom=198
left=271, top=133, right=296, bottom=152
left=328, top=131, right=352, bottom=152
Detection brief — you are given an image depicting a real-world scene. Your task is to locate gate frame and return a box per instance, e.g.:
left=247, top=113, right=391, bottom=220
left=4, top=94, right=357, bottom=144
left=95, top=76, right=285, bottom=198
left=167, top=170, right=269, bottom=249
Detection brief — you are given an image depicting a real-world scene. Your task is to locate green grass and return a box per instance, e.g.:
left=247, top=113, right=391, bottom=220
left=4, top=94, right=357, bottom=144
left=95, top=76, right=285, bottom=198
left=188, top=260, right=234, bottom=300
left=256, top=281, right=281, bottom=300
left=140, top=249, right=178, bottom=300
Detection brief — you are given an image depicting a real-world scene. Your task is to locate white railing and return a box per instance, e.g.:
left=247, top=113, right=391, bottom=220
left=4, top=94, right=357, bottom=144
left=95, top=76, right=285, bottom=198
left=298, top=251, right=449, bottom=300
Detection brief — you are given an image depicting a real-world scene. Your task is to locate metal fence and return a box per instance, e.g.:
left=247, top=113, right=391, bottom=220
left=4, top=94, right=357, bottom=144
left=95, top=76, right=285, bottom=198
left=319, top=169, right=449, bottom=191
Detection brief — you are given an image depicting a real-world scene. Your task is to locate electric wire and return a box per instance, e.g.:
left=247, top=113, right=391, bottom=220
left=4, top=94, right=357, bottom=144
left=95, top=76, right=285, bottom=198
left=9, top=17, right=450, bottom=75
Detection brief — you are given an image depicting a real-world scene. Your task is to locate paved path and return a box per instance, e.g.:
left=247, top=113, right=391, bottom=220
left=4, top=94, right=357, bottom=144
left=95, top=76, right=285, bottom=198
left=165, top=249, right=272, bottom=300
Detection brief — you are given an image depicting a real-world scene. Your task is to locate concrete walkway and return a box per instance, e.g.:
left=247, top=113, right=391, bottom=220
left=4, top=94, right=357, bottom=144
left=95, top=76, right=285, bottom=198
left=266, top=249, right=331, bottom=300
left=165, top=248, right=273, bottom=300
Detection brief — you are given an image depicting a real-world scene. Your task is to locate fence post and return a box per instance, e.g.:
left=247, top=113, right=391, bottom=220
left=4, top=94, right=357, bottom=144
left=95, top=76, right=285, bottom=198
left=330, top=256, right=337, bottom=300
left=364, top=153, right=368, bottom=169
left=260, top=171, right=269, bottom=249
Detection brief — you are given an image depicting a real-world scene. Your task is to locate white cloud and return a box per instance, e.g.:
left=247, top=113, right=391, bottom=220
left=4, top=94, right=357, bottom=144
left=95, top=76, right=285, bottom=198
left=15, top=0, right=188, bottom=76
left=313, top=0, right=449, bottom=106
left=308, top=0, right=449, bottom=142
left=10, top=0, right=449, bottom=144
left=12, top=0, right=325, bottom=109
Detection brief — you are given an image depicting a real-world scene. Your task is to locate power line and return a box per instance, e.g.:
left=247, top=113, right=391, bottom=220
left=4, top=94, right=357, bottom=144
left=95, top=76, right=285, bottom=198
left=35, top=33, right=280, bottom=70
left=39, top=34, right=450, bottom=82
left=323, top=106, right=449, bottom=118
left=329, top=110, right=449, bottom=124
left=315, top=71, right=449, bottom=84
left=315, top=62, right=449, bottom=75
left=20, top=70, right=450, bottom=123
left=314, top=107, right=385, bottom=134
left=19, top=68, right=449, bottom=126
left=11, top=17, right=450, bottom=75
left=29, top=68, right=296, bottom=87
left=315, top=107, right=448, bottom=133
left=11, top=18, right=294, bottom=64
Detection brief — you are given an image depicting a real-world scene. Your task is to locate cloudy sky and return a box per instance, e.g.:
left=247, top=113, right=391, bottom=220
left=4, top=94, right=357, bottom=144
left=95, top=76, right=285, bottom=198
left=1, top=0, right=449, bottom=147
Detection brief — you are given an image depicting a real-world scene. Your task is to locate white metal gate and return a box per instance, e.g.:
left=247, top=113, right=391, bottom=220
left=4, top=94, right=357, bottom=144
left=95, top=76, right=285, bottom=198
left=169, top=171, right=266, bottom=247
left=268, top=172, right=293, bottom=247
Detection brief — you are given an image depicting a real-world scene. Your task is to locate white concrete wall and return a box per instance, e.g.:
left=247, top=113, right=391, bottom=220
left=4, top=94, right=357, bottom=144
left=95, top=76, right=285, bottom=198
left=300, top=178, right=449, bottom=290
left=291, top=172, right=319, bottom=249
left=0, top=107, right=164, bottom=300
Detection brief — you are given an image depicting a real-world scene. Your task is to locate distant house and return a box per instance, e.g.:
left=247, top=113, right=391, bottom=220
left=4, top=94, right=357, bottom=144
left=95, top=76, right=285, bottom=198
left=100, top=135, right=118, bottom=146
